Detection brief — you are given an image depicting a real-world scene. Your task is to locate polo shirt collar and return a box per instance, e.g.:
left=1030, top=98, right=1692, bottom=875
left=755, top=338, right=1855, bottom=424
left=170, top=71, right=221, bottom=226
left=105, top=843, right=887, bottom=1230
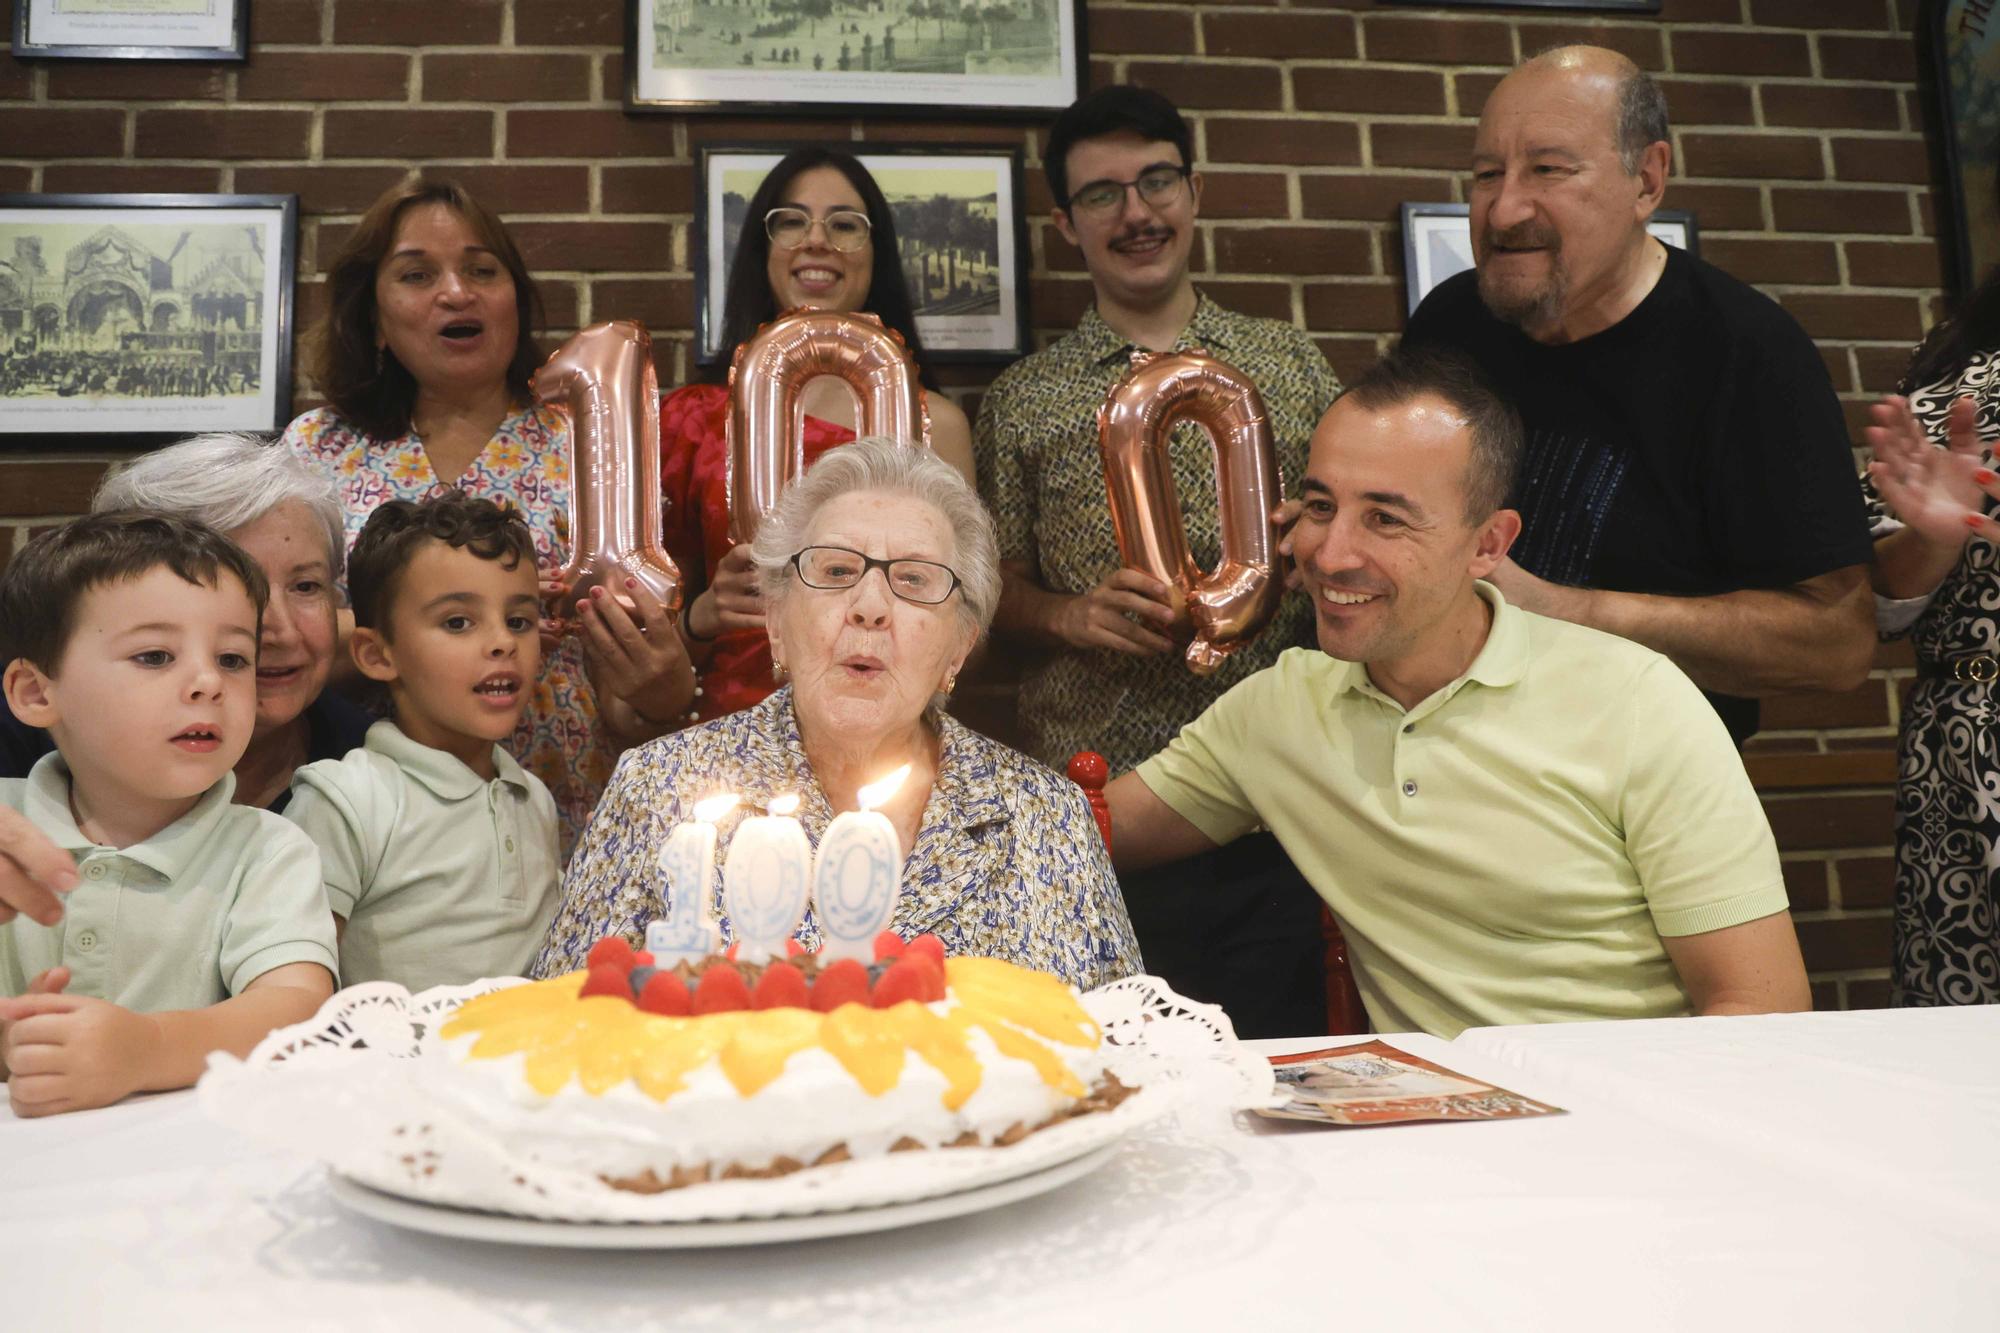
left=22, top=751, right=237, bottom=879
left=364, top=719, right=529, bottom=801
left=1083, top=290, right=1236, bottom=367
left=1320, top=580, right=1530, bottom=709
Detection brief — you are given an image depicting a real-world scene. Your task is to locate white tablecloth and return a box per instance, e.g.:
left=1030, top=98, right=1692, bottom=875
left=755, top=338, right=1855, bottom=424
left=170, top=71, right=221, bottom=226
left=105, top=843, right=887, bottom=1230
left=5, top=1018, right=1997, bottom=1331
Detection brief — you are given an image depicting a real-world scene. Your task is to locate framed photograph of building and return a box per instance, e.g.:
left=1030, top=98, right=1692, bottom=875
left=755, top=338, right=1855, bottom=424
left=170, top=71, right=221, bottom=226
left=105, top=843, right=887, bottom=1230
left=695, top=145, right=1029, bottom=365
left=0, top=194, right=296, bottom=443
left=1399, top=202, right=1698, bottom=315
left=13, top=0, right=249, bottom=61
left=630, top=0, right=1084, bottom=116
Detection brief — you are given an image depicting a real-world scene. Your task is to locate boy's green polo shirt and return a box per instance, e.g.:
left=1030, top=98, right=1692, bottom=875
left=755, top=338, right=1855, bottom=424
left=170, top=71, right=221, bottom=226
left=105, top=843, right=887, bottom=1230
left=0, top=757, right=337, bottom=1008
left=1135, top=584, right=1790, bottom=1038
left=286, top=720, right=559, bottom=992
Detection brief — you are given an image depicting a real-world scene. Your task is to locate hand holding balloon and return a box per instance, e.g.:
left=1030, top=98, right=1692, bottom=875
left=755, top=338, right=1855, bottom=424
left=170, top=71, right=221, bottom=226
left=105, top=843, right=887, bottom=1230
left=576, top=576, right=691, bottom=725
left=684, top=543, right=765, bottom=643
left=1053, top=567, right=1179, bottom=656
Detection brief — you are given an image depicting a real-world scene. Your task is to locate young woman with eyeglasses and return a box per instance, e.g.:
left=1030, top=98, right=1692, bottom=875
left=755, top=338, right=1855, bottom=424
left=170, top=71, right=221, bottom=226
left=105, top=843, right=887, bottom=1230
left=660, top=147, right=975, bottom=723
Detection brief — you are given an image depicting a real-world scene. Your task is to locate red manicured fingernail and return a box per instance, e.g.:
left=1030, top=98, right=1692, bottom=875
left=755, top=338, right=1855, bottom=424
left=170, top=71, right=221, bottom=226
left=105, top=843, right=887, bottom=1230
left=625, top=577, right=637, bottom=589
left=1965, top=513, right=1986, bottom=529
left=1976, top=469, right=1997, bottom=485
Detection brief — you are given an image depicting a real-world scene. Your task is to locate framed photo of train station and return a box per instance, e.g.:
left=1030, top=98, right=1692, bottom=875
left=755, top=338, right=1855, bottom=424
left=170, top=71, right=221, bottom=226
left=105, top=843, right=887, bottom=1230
left=694, top=144, right=1029, bottom=366
left=629, top=0, right=1084, bottom=117
left=0, top=193, right=296, bottom=443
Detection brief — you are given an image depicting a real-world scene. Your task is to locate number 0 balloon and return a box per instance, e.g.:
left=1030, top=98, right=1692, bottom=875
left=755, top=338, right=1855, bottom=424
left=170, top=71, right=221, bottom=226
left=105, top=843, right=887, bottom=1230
left=1097, top=348, right=1284, bottom=676
left=724, top=308, right=930, bottom=544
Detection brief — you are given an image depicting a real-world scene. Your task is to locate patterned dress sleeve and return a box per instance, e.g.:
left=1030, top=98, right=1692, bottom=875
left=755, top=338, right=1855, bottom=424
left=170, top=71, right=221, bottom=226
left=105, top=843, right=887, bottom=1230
left=529, top=747, right=678, bottom=977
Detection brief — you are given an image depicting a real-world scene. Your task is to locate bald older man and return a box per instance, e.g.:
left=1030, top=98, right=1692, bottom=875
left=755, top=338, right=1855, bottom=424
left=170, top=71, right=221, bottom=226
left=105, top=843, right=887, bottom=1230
left=1403, top=46, right=1874, bottom=745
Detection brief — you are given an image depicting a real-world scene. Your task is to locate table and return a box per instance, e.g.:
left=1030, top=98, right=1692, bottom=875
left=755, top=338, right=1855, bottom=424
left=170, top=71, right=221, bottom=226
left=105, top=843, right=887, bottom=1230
left=5, top=1012, right=1996, bottom=1331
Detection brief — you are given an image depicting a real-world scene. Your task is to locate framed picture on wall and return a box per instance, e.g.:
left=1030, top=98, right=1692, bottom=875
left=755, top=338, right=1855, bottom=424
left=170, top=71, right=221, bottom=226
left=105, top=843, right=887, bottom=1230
left=694, top=145, right=1030, bottom=366
left=13, top=0, right=249, bottom=61
left=1400, top=202, right=1699, bottom=315
left=1921, top=0, right=2000, bottom=297
left=628, top=0, right=1084, bottom=116
left=0, top=194, right=296, bottom=443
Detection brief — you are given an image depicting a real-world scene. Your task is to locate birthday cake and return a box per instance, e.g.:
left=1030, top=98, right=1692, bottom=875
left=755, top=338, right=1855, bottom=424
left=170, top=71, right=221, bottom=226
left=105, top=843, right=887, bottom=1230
left=428, top=932, right=1135, bottom=1192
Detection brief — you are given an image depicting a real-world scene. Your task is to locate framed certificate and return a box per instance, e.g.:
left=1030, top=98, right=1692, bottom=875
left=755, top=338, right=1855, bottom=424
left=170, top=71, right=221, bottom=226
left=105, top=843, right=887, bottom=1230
left=13, top=0, right=249, bottom=62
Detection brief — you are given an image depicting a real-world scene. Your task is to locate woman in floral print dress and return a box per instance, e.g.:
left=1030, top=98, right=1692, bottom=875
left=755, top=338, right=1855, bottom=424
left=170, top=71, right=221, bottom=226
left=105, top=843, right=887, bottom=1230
left=284, top=177, right=693, bottom=857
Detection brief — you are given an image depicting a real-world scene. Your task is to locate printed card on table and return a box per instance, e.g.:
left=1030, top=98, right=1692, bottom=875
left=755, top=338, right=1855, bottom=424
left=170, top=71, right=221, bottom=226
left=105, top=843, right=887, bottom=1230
left=1254, top=1041, right=1566, bottom=1127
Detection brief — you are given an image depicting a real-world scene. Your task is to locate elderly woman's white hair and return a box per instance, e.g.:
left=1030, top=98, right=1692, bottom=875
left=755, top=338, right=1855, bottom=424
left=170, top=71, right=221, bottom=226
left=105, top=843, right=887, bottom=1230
left=748, top=436, right=1001, bottom=643
left=93, top=431, right=347, bottom=577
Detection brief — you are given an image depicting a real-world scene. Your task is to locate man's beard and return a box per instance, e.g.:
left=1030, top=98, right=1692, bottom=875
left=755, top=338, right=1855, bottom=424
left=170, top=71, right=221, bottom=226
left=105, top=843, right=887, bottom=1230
left=1476, top=222, right=1568, bottom=330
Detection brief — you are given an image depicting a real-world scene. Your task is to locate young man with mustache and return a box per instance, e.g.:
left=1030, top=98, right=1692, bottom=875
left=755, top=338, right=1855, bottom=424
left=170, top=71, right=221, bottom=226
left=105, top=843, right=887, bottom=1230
left=1402, top=46, right=1874, bottom=746
left=1104, top=344, right=1813, bottom=1038
left=974, top=85, right=1342, bottom=1037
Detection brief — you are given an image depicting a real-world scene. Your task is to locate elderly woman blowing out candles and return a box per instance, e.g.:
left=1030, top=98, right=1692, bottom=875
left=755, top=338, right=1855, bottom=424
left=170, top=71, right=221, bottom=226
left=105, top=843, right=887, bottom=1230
left=533, top=439, right=1140, bottom=989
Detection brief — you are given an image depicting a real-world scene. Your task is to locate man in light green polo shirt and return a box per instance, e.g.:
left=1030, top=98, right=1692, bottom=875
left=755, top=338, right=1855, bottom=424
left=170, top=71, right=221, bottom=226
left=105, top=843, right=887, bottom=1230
left=1106, top=345, right=1812, bottom=1037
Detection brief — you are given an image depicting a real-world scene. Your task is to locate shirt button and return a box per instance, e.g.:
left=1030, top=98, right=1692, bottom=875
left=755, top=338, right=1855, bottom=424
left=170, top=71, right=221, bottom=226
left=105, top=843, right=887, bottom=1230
left=1402, top=780, right=1418, bottom=797
left=504, top=837, right=515, bottom=854
left=85, top=863, right=106, bottom=880
left=76, top=929, right=98, bottom=951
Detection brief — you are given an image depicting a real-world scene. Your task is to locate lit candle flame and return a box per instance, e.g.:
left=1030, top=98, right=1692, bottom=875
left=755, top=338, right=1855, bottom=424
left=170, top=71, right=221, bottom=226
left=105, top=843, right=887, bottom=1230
left=693, top=793, right=741, bottom=823
left=768, top=792, right=800, bottom=817
left=857, top=764, right=911, bottom=812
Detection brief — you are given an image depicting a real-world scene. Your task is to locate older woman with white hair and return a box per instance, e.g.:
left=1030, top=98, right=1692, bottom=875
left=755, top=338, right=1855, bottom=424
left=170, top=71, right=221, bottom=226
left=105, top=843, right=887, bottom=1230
left=535, top=438, right=1140, bottom=988
left=0, top=432, right=370, bottom=812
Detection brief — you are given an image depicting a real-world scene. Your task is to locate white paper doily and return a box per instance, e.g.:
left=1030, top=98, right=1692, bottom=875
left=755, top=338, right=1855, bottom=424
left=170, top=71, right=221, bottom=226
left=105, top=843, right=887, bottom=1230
left=197, top=974, right=1273, bottom=1225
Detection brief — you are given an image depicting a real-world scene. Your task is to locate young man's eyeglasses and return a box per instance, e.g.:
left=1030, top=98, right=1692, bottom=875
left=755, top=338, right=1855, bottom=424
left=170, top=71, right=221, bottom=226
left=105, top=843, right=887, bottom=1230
left=765, top=207, right=872, bottom=253
left=1064, top=164, right=1192, bottom=218
left=790, top=545, right=962, bottom=606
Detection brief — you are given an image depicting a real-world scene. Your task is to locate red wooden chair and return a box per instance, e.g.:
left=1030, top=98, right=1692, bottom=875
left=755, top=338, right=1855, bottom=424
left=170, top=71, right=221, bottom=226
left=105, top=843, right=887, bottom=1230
left=1067, top=752, right=1368, bottom=1036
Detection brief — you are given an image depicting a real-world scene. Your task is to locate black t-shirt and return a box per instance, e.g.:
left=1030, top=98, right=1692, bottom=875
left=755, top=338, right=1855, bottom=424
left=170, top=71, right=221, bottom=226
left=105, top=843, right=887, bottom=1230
left=1403, top=245, right=1874, bottom=743
left=0, top=688, right=375, bottom=814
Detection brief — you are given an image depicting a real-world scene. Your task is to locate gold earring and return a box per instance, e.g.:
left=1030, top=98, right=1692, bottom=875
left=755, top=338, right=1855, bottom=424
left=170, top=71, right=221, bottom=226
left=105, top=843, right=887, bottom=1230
left=942, top=672, right=957, bottom=695
left=772, top=659, right=788, bottom=684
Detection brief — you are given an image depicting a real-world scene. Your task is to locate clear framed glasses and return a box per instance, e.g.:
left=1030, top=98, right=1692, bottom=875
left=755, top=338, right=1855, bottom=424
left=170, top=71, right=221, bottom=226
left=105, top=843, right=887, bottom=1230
left=1065, top=164, right=1191, bottom=217
left=765, top=207, right=872, bottom=253
left=790, top=546, right=962, bottom=606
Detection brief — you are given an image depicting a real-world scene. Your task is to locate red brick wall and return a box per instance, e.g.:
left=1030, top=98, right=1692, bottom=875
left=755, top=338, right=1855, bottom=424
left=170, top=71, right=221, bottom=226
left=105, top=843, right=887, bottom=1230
left=0, top=0, right=1935, bottom=1007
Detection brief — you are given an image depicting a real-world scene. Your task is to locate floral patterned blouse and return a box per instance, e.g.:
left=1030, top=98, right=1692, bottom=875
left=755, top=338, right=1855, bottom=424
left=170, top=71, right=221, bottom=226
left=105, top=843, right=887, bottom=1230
left=282, top=404, right=611, bottom=859
left=659, top=382, right=855, bottom=722
left=530, top=687, right=1142, bottom=991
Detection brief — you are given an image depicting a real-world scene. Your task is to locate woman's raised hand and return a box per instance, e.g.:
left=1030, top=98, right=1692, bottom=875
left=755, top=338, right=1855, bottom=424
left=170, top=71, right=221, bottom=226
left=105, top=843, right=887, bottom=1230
left=1866, top=394, right=1992, bottom=549
left=576, top=577, right=696, bottom=729
left=686, top=543, right=766, bottom=640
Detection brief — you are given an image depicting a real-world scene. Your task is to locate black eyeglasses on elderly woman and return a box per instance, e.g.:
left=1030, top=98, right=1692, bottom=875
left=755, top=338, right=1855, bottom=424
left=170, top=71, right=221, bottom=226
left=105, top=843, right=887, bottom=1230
left=789, top=545, right=962, bottom=606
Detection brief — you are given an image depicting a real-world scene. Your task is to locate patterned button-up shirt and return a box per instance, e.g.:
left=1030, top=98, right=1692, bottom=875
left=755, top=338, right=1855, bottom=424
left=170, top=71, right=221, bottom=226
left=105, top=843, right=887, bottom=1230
left=974, top=293, right=1343, bottom=773
left=531, top=687, right=1141, bottom=991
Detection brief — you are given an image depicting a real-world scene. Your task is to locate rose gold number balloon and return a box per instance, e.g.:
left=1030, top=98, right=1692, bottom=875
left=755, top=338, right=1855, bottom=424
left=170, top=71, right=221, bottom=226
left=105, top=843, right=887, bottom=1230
left=724, top=308, right=928, bottom=544
left=1097, top=348, right=1284, bottom=676
left=532, top=320, right=681, bottom=632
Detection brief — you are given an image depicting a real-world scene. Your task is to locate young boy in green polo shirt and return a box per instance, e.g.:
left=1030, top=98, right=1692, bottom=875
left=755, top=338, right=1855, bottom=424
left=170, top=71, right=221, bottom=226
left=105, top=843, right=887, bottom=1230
left=0, top=511, right=339, bottom=1117
left=284, top=493, right=559, bottom=992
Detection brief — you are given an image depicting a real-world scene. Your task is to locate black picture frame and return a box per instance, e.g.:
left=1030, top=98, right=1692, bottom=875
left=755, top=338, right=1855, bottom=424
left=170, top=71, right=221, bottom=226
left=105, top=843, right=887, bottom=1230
left=0, top=193, right=298, bottom=445
left=693, top=143, right=1031, bottom=367
left=1919, top=0, right=1998, bottom=299
left=627, top=0, right=1086, bottom=118
left=13, top=0, right=249, bottom=62
left=1400, top=201, right=1698, bottom=315
left=1382, top=1, right=1660, bottom=10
